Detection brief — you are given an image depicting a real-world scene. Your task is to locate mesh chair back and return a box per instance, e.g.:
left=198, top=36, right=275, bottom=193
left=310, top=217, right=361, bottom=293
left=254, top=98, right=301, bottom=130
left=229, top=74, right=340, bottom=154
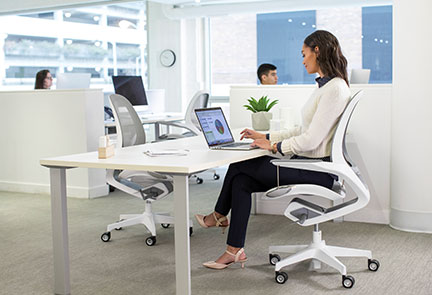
left=184, top=91, right=209, bottom=130
left=330, top=90, right=365, bottom=181
left=109, top=94, right=146, bottom=148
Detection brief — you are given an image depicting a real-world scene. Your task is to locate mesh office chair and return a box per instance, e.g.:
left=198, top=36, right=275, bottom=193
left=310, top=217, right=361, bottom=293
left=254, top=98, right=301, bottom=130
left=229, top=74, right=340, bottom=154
left=158, top=90, right=220, bottom=184
left=264, top=90, right=380, bottom=288
left=158, top=90, right=210, bottom=140
left=100, top=94, right=192, bottom=246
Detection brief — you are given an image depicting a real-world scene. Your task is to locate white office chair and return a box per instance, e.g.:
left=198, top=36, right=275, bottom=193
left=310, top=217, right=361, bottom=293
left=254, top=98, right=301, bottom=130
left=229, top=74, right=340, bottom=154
left=158, top=90, right=220, bottom=184
left=264, top=90, right=380, bottom=288
left=158, top=90, right=210, bottom=140
left=100, top=94, right=192, bottom=246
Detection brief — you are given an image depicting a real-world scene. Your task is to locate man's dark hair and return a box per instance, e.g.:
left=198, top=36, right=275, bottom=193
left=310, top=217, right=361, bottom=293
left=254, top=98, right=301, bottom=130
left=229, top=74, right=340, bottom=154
left=257, top=63, right=277, bottom=83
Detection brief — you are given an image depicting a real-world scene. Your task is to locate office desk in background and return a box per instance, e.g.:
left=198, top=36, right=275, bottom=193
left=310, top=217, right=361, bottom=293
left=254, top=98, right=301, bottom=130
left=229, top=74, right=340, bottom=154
left=105, top=112, right=184, bottom=140
left=40, top=131, right=268, bottom=295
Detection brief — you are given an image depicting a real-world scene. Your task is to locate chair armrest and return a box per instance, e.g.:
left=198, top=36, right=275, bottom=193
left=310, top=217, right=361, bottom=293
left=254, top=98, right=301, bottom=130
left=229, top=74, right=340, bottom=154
left=270, top=159, right=349, bottom=180
left=158, top=121, right=200, bottom=136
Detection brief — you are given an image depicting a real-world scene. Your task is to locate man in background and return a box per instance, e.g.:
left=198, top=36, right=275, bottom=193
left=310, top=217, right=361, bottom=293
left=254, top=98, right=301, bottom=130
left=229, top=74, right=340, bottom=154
left=257, top=63, right=278, bottom=85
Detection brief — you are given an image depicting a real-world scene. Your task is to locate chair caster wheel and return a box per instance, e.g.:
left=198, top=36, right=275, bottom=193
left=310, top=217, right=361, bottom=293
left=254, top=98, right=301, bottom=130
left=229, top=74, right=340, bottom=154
left=269, top=254, right=281, bottom=265
left=101, top=232, right=111, bottom=242
left=161, top=223, right=170, bottom=228
left=342, top=275, right=355, bottom=288
left=196, top=177, right=203, bottom=184
left=145, top=236, right=156, bottom=246
left=368, top=259, right=380, bottom=271
left=275, top=271, right=288, bottom=284
left=213, top=174, right=220, bottom=180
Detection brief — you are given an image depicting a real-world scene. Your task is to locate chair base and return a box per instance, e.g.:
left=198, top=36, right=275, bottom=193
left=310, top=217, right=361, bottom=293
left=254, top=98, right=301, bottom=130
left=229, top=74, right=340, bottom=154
left=269, top=229, right=372, bottom=276
left=107, top=211, right=176, bottom=236
left=105, top=201, right=192, bottom=244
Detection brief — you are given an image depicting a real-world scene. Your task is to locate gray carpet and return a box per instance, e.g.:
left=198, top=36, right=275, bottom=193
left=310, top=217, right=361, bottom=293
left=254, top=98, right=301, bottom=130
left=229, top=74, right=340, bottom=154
left=1, top=169, right=432, bottom=295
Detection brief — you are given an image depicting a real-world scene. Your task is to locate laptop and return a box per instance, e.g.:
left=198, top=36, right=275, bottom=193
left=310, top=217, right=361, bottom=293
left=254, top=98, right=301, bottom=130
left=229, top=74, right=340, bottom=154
left=195, top=107, right=257, bottom=150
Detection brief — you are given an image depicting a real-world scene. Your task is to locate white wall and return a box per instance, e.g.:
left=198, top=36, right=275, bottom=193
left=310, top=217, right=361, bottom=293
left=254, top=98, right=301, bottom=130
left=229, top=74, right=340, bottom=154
left=231, top=84, right=391, bottom=224
left=0, top=89, right=107, bottom=198
left=147, top=2, right=208, bottom=114
left=390, top=0, right=432, bottom=233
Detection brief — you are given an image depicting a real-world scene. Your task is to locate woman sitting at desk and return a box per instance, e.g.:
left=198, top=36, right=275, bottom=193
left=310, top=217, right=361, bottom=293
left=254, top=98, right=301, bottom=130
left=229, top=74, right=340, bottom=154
left=195, top=30, right=351, bottom=269
left=34, top=69, right=53, bottom=89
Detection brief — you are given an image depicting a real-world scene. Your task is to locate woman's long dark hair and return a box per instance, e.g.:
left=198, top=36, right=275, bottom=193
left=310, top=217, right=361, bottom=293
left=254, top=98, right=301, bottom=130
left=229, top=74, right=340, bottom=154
left=34, top=69, right=50, bottom=89
left=304, top=30, right=349, bottom=85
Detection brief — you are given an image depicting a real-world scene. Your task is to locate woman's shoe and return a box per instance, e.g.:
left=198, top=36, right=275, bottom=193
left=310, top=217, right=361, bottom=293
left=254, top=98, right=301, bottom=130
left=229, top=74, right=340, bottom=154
left=195, top=212, right=229, bottom=233
left=203, top=248, right=248, bottom=270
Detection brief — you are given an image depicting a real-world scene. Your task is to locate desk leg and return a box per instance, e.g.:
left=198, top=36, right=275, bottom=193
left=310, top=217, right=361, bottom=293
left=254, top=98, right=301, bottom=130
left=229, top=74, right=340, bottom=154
left=50, top=168, right=71, bottom=295
left=173, top=175, right=191, bottom=295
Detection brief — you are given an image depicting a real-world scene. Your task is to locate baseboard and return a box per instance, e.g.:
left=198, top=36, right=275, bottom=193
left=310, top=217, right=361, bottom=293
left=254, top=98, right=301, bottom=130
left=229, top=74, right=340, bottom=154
left=0, top=180, right=108, bottom=199
left=390, top=208, right=432, bottom=233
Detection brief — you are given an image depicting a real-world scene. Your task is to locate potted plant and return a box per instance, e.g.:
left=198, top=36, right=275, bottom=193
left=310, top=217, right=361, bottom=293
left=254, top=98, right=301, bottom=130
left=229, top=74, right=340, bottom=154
left=243, top=95, right=278, bottom=131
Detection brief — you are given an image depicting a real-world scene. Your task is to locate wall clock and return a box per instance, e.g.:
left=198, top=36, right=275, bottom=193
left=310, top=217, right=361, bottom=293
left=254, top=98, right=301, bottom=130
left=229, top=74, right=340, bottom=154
left=160, top=49, right=176, bottom=67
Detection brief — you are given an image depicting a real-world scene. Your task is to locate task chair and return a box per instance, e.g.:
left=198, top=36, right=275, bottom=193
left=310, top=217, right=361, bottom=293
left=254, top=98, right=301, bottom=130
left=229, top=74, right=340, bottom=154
left=100, top=94, right=192, bottom=246
left=264, top=90, right=380, bottom=288
left=158, top=90, right=210, bottom=140
left=158, top=90, right=220, bottom=184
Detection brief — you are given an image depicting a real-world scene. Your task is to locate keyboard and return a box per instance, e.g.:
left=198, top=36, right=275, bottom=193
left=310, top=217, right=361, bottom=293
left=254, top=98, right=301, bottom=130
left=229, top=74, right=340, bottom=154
left=222, top=142, right=250, bottom=147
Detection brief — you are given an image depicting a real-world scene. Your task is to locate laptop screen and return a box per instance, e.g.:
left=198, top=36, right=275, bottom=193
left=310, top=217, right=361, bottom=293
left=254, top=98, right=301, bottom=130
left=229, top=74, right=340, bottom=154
left=195, top=107, right=235, bottom=147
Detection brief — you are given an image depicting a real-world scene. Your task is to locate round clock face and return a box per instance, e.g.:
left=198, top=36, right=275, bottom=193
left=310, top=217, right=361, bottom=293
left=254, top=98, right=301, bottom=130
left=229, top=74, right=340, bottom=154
left=160, top=49, right=176, bottom=67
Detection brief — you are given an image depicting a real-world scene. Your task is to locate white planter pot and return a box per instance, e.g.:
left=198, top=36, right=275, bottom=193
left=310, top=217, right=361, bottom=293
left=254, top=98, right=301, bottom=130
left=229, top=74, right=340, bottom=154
left=251, top=112, right=273, bottom=131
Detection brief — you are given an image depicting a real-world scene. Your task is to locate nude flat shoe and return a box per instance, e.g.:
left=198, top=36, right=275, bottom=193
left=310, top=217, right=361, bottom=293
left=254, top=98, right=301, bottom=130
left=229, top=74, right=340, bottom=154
left=195, top=212, right=229, bottom=233
left=203, top=248, right=247, bottom=270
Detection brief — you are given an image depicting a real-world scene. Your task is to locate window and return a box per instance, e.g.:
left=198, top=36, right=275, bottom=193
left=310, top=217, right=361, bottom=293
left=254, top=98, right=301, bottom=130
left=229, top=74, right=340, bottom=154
left=0, top=1, right=147, bottom=90
left=362, top=6, right=392, bottom=83
left=210, top=5, right=392, bottom=94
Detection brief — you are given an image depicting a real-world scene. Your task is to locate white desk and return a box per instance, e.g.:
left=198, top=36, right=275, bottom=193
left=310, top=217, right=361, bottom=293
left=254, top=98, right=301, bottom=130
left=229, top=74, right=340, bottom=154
left=40, top=133, right=268, bottom=295
left=105, top=112, right=184, bottom=139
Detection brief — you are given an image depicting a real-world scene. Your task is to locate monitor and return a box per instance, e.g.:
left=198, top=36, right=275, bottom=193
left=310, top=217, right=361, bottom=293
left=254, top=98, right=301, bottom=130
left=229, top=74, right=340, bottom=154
left=112, top=76, right=148, bottom=112
left=56, top=73, right=91, bottom=89
left=350, top=69, right=371, bottom=84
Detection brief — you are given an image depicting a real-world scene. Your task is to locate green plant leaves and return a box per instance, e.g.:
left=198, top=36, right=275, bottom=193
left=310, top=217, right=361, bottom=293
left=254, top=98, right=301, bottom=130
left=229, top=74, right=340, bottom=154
left=243, top=95, right=278, bottom=112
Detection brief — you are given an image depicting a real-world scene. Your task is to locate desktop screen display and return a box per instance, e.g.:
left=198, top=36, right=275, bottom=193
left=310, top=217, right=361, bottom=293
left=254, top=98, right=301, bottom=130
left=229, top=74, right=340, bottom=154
left=56, top=73, right=91, bottom=89
left=112, top=76, right=148, bottom=106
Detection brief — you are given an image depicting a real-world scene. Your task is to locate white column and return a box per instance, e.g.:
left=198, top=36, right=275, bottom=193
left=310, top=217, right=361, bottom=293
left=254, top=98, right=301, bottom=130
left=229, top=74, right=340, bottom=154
left=390, top=0, right=432, bottom=232
left=0, top=33, right=7, bottom=85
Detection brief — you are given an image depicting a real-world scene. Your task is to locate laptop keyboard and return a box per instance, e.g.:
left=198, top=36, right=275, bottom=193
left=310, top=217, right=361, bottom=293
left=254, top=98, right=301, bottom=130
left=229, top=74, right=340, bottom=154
left=223, top=142, right=249, bottom=147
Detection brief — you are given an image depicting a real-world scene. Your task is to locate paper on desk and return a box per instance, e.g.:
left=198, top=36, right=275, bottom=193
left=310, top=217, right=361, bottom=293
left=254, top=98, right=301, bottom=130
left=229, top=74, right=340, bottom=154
left=143, top=149, right=190, bottom=157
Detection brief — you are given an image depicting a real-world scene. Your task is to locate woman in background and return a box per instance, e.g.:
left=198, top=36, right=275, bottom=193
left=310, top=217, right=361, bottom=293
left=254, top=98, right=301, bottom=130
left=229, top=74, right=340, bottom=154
left=34, top=69, right=52, bottom=89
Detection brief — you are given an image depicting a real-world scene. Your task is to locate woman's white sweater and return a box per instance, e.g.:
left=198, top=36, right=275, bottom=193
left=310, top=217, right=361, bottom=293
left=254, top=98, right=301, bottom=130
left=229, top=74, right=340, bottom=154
left=269, top=77, right=350, bottom=158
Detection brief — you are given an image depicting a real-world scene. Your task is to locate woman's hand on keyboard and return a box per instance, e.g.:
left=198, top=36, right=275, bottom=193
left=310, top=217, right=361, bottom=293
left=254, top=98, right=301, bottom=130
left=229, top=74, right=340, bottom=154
left=251, top=139, right=272, bottom=150
left=240, top=128, right=266, bottom=140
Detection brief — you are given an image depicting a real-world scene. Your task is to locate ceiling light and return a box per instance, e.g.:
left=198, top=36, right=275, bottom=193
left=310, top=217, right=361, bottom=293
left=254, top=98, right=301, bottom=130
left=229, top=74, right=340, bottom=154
left=93, top=16, right=100, bottom=22
left=66, top=40, right=73, bottom=45
left=64, top=12, right=71, bottom=18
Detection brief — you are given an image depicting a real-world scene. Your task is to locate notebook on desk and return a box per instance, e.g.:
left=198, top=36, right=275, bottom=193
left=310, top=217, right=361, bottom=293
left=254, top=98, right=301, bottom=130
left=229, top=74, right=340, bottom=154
left=195, top=107, right=257, bottom=151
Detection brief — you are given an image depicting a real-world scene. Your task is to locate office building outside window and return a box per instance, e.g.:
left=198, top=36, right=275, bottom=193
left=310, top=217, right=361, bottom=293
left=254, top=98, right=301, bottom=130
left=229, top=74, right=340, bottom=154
left=0, top=2, right=147, bottom=91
